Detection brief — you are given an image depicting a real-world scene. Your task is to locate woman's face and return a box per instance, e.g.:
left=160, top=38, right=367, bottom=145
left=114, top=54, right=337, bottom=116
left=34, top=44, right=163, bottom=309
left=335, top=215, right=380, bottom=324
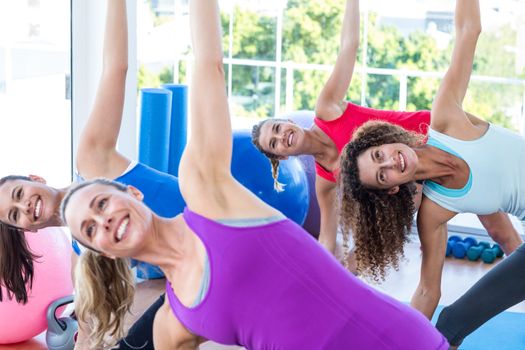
left=64, top=183, right=152, bottom=258
left=257, top=120, right=306, bottom=158
left=357, top=143, right=418, bottom=191
left=0, top=177, right=62, bottom=231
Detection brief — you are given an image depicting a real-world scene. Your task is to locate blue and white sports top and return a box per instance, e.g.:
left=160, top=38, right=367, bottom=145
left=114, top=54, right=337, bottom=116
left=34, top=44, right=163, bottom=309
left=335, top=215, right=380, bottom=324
left=422, top=124, right=525, bottom=220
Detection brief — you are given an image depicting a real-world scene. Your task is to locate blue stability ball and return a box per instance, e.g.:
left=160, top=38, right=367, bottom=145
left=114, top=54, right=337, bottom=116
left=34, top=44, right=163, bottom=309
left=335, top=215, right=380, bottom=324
left=231, top=130, right=309, bottom=225
left=162, top=84, right=188, bottom=177
left=283, top=111, right=320, bottom=238
left=138, top=88, right=172, bottom=172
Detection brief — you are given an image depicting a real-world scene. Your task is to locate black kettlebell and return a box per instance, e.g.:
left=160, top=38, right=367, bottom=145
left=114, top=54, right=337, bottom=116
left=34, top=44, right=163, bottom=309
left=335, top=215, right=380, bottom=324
left=46, top=295, right=78, bottom=350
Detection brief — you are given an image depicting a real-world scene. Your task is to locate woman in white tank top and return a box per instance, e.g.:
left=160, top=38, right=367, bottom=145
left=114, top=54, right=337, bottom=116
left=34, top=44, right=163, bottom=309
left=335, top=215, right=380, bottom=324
left=338, top=0, right=525, bottom=337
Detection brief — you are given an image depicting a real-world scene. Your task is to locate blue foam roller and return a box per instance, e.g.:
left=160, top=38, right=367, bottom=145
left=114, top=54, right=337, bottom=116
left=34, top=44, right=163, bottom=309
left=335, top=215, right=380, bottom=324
left=137, top=88, right=172, bottom=280
left=138, top=88, right=172, bottom=173
left=162, top=84, right=188, bottom=177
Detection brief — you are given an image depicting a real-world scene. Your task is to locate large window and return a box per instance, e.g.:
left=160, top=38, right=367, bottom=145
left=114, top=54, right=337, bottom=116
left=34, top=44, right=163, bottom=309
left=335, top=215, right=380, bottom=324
left=0, top=0, right=71, bottom=186
left=137, top=0, right=525, bottom=130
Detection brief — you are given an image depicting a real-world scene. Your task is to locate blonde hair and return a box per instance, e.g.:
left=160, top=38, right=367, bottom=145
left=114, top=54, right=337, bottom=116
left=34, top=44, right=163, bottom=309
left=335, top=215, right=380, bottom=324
left=75, top=251, right=135, bottom=349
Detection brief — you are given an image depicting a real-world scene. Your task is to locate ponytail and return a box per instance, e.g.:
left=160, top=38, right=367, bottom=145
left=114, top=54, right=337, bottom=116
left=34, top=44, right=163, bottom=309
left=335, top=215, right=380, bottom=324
left=269, top=158, right=286, bottom=192
left=75, top=251, right=135, bottom=349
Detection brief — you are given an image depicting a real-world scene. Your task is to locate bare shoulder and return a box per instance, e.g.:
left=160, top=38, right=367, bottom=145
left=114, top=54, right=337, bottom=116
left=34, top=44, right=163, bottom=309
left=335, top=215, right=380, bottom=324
left=76, top=150, right=131, bottom=180
left=418, top=196, right=457, bottom=228
left=315, top=100, right=348, bottom=122
left=315, top=175, right=337, bottom=195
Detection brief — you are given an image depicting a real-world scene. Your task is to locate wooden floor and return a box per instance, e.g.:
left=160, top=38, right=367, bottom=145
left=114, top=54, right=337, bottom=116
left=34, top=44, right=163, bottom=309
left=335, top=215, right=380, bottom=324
left=2, top=239, right=523, bottom=350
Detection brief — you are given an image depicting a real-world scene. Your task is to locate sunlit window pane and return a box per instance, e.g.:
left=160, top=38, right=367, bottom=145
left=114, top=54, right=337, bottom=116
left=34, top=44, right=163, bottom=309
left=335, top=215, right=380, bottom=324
left=0, top=0, right=71, bottom=186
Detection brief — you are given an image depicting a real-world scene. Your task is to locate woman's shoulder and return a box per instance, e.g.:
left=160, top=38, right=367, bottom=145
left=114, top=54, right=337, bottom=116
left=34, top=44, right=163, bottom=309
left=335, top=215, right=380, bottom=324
left=315, top=100, right=350, bottom=123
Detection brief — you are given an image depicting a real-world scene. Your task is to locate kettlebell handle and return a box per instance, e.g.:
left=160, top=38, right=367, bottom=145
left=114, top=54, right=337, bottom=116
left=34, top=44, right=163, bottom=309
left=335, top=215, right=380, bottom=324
left=47, top=295, right=75, bottom=332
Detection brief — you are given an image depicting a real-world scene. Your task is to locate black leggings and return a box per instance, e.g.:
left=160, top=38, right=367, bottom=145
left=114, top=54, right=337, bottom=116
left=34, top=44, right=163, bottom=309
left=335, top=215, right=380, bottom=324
left=436, top=243, right=525, bottom=346
left=115, top=293, right=165, bottom=350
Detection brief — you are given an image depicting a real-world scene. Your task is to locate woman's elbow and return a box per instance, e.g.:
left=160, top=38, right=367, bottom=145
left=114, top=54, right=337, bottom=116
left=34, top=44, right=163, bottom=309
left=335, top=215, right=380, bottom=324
left=415, top=282, right=442, bottom=301
left=457, top=23, right=482, bottom=39
left=340, top=40, right=359, bottom=57
left=195, top=59, right=226, bottom=78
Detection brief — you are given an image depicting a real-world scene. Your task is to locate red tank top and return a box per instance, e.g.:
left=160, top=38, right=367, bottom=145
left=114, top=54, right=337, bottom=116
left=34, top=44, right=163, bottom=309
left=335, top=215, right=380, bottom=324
left=314, top=102, right=430, bottom=182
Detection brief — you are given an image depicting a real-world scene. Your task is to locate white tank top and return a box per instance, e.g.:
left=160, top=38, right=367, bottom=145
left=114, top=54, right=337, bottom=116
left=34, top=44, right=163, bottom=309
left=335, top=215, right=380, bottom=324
left=422, top=124, right=525, bottom=220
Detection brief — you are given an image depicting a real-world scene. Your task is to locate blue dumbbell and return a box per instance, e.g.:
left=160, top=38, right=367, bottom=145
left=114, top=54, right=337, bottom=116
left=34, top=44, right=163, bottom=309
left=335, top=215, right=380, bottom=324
left=466, top=241, right=491, bottom=261
left=452, top=237, right=478, bottom=259
left=481, top=244, right=504, bottom=264
left=446, top=236, right=462, bottom=257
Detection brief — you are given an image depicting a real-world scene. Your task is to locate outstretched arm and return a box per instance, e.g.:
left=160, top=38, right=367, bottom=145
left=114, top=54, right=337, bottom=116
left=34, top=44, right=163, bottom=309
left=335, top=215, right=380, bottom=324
left=76, top=0, right=130, bottom=180
left=315, top=0, right=360, bottom=121
left=431, top=0, right=481, bottom=133
left=411, top=198, right=456, bottom=319
left=178, top=0, right=231, bottom=203
left=178, top=0, right=280, bottom=219
left=183, top=0, right=230, bottom=171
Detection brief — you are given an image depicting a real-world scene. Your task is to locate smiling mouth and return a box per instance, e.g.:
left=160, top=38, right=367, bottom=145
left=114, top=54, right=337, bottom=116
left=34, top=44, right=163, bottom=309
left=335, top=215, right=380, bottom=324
left=115, top=216, right=130, bottom=242
left=34, top=197, right=42, bottom=221
left=287, top=132, right=294, bottom=147
left=399, top=152, right=406, bottom=172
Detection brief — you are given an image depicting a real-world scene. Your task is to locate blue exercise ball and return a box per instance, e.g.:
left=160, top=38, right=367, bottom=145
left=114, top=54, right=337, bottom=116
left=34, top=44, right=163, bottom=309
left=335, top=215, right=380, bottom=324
left=282, top=111, right=320, bottom=238
left=231, top=130, right=309, bottom=225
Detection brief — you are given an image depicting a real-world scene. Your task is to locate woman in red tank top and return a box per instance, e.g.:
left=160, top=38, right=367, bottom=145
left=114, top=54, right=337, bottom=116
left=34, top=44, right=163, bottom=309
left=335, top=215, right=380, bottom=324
left=251, top=0, right=519, bottom=273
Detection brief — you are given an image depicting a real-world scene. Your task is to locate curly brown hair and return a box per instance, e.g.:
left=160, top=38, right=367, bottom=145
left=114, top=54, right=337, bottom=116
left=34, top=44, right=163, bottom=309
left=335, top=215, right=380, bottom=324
left=339, top=121, right=425, bottom=281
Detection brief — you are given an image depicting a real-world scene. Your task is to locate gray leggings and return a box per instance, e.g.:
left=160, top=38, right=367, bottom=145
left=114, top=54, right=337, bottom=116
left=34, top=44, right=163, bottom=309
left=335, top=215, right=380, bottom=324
left=436, top=243, right=525, bottom=346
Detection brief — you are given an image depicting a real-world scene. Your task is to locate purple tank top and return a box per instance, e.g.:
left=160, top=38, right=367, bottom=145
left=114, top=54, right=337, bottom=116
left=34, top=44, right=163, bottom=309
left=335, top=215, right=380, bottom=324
left=166, top=208, right=448, bottom=350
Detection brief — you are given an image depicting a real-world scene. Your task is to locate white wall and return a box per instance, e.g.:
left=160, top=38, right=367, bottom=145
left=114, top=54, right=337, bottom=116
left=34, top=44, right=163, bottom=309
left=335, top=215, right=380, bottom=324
left=72, top=0, right=138, bottom=167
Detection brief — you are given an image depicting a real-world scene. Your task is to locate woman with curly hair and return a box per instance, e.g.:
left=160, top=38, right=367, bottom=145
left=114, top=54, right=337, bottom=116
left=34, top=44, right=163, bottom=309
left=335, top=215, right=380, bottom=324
left=340, top=0, right=525, bottom=326
left=339, top=121, right=425, bottom=280
left=250, top=0, right=519, bottom=263
left=57, top=0, right=449, bottom=348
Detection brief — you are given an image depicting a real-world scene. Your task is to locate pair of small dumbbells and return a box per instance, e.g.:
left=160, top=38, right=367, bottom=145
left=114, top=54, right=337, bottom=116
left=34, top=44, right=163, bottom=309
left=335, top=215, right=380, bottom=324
left=446, top=236, right=504, bottom=263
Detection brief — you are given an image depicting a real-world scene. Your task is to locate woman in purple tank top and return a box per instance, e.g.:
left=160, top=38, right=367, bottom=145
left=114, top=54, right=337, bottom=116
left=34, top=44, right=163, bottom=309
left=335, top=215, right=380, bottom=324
left=60, top=0, right=448, bottom=349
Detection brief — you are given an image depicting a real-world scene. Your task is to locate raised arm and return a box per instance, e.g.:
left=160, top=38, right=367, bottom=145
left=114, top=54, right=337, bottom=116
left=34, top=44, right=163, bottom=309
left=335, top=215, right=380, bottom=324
left=315, top=0, right=360, bottom=121
left=431, top=0, right=481, bottom=133
left=178, top=0, right=280, bottom=220
left=76, top=0, right=130, bottom=179
left=185, top=0, right=230, bottom=167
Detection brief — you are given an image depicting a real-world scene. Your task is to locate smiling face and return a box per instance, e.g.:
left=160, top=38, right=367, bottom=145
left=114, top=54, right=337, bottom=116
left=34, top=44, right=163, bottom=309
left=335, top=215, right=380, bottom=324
left=0, top=176, right=63, bottom=231
left=257, top=119, right=306, bottom=158
left=64, top=182, right=153, bottom=258
left=357, top=143, right=418, bottom=191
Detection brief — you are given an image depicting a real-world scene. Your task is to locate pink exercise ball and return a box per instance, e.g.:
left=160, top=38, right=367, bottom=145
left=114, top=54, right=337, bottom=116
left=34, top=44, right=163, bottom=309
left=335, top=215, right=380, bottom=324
left=0, top=227, right=73, bottom=344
